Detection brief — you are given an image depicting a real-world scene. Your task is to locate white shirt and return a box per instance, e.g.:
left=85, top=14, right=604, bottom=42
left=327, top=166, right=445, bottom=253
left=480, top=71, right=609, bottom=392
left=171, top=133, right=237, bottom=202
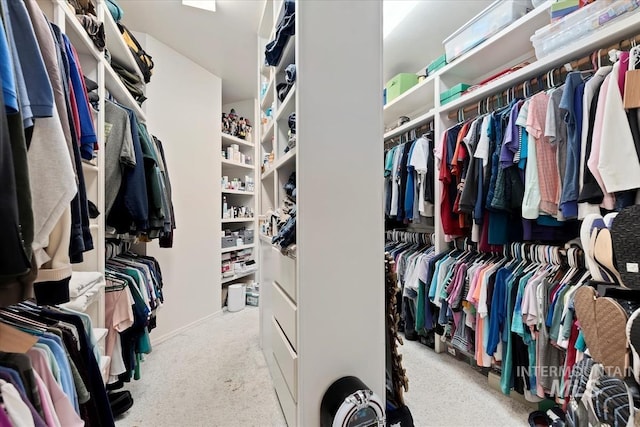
left=408, top=137, right=430, bottom=215
left=598, top=61, right=640, bottom=193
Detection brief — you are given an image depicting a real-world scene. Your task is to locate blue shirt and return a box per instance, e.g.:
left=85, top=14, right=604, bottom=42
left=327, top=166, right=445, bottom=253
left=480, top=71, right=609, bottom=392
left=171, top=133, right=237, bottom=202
left=39, top=335, right=79, bottom=412
left=559, top=73, right=586, bottom=218
left=0, top=23, right=17, bottom=113
left=404, top=140, right=417, bottom=220
left=63, top=34, right=97, bottom=160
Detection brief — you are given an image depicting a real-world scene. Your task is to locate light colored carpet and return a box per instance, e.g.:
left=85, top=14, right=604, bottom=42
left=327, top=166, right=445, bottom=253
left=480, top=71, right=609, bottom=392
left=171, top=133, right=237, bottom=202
left=115, top=307, right=530, bottom=427
left=400, top=338, right=531, bottom=426
left=115, top=307, right=286, bottom=427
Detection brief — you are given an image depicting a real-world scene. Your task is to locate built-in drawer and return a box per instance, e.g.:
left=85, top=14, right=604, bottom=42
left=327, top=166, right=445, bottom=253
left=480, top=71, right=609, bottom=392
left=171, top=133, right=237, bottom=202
left=271, top=317, right=297, bottom=402
left=274, top=248, right=296, bottom=302
left=270, top=352, right=297, bottom=426
left=273, top=281, right=297, bottom=350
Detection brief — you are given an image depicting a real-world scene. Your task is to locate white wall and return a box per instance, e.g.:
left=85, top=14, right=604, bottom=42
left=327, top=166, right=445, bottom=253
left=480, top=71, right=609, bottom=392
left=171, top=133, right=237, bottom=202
left=135, top=33, right=222, bottom=343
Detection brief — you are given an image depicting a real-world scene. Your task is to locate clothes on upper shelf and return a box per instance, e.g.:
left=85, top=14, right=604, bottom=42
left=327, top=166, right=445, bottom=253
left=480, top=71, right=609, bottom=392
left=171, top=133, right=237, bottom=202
left=0, top=301, right=116, bottom=426
left=0, top=0, right=103, bottom=307
left=105, top=252, right=164, bottom=385
left=264, top=0, right=295, bottom=67
left=384, top=134, right=435, bottom=223
left=439, top=50, right=640, bottom=247
left=391, top=238, right=592, bottom=402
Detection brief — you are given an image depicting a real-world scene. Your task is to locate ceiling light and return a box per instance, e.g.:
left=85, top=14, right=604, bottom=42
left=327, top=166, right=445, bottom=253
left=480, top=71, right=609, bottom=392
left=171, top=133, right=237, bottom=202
left=383, top=0, right=418, bottom=39
left=182, top=0, right=216, bottom=13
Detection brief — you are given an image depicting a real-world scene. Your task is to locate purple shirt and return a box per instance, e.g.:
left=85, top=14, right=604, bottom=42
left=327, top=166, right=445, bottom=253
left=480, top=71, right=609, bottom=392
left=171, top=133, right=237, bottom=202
left=500, top=101, right=524, bottom=168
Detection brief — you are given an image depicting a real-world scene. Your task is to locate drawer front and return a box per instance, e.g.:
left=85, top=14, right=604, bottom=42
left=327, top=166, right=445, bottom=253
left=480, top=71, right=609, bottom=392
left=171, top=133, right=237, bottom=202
left=274, top=247, right=296, bottom=302
left=271, top=317, right=297, bottom=401
left=270, top=355, right=297, bottom=426
left=273, top=281, right=297, bottom=350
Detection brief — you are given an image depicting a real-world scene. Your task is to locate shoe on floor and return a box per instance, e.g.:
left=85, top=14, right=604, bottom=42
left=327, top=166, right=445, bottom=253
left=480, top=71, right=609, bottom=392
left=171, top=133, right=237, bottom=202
left=109, top=390, right=134, bottom=417
left=528, top=410, right=552, bottom=427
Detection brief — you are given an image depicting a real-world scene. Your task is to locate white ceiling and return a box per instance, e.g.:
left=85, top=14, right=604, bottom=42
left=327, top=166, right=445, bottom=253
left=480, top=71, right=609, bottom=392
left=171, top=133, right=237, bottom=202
left=119, top=0, right=264, bottom=104
left=120, top=0, right=494, bottom=103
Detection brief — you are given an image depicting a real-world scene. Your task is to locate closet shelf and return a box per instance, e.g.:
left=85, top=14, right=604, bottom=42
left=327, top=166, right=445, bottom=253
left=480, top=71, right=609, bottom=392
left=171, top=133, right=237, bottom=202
left=222, top=159, right=255, bottom=170
left=259, top=234, right=273, bottom=244
left=258, top=0, right=274, bottom=39
left=261, top=78, right=275, bottom=111
left=221, top=218, right=255, bottom=223
left=383, top=75, right=435, bottom=127
left=221, top=269, right=257, bottom=285
left=440, top=9, right=640, bottom=114
left=262, top=121, right=275, bottom=146
left=437, top=0, right=553, bottom=82
left=222, top=189, right=255, bottom=195
left=221, top=243, right=256, bottom=254
left=102, top=3, right=145, bottom=81
left=82, top=161, right=99, bottom=173
left=59, top=2, right=101, bottom=60
left=94, top=328, right=108, bottom=344
left=384, top=109, right=435, bottom=140
left=276, top=147, right=296, bottom=170
left=103, top=57, right=146, bottom=121
left=262, top=165, right=275, bottom=181
left=276, top=36, right=296, bottom=73
left=222, top=133, right=255, bottom=148
left=275, top=85, right=296, bottom=121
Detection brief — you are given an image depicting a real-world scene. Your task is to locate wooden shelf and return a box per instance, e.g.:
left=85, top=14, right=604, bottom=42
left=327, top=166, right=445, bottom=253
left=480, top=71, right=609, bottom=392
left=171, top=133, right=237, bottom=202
left=221, top=244, right=256, bottom=254
left=222, top=133, right=255, bottom=148
left=221, top=159, right=255, bottom=170
left=222, top=189, right=255, bottom=195
left=221, top=269, right=258, bottom=285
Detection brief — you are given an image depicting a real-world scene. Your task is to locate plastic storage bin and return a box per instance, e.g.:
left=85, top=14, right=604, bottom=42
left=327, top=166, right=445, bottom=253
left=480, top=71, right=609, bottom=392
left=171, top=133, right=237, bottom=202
left=440, top=83, right=472, bottom=105
left=385, top=73, right=419, bottom=103
left=444, top=0, right=533, bottom=63
left=531, top=0, right=640, bottom=59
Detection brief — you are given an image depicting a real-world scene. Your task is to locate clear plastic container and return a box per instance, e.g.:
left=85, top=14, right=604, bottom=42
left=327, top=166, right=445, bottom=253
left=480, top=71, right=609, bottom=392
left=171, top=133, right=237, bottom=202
left=444, top=0, right=533, bottom=63
left=531, top=0, right=640, bottom=59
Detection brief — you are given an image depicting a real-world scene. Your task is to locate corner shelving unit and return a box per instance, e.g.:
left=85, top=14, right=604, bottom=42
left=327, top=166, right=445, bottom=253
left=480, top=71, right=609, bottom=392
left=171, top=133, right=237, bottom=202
left=220, top=99, right=259, bottom=305
left=257, top=1, right=384, bottom=426
left=36, top=0, right=151, bottom=383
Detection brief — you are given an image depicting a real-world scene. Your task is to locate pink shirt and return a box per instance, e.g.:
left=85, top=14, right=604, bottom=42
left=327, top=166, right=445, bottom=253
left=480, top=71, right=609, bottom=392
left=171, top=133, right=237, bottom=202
left=527, top=92, right=560, bottom=215
left=27, top=348, right=84, bottom=427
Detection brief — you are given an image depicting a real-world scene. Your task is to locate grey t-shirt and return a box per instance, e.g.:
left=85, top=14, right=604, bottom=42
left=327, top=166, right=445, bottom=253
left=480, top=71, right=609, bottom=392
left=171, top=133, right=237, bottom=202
left=104, top=101, right=136, bottom=216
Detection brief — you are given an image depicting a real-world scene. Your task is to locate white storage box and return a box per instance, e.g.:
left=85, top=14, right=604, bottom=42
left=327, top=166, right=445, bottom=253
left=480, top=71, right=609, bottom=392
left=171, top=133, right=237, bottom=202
left=444, top=0, right=533, bottom=63
left=531, top=0, right=640, bottom=59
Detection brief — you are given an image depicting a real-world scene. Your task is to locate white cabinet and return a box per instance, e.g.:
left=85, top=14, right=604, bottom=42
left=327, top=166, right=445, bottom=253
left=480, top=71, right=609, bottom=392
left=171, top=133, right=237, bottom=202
left=257, top=1, right=385, bottom=425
